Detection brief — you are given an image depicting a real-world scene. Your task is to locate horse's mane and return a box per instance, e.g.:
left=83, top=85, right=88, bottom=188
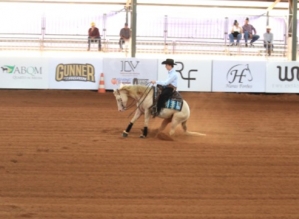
left=119, top=85, right=150, bottom=96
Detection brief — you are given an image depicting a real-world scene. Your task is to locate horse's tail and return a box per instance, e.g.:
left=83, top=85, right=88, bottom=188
left=181, top=121, right=206, bottom=136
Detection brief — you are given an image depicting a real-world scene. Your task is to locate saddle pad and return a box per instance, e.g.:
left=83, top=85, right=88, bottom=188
left=165, top=99, right=183, bottom=111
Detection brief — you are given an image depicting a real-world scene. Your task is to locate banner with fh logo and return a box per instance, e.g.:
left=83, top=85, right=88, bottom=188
left=49, top=58, right=103, bottom=89
left=103, top=58, right=158, bottom=90
left=212, top=61, right=266, bottom=92
left=157, top=59, right=212, bottom=91
left=0, top=57, right=48, bottom=89
left=266, top=61, right=299, bottom=93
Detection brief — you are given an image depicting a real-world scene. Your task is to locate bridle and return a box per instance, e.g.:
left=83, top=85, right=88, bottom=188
left=116, top=84, right=153, bottom=116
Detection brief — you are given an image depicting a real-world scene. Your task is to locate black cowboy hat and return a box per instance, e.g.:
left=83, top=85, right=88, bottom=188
left=161, top=59, right=176, bottom=65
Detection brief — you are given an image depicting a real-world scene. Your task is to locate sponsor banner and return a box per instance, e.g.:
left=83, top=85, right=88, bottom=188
left=157, top=59, right=212, bottom=92
left=212, top=61, right=266, bottom=92
left=0, top=57, right=48, bottom=89
left=103, top=58, right=158, bottom=89
left=266, top=61, right=299, bottom=93
left=49, top=58, right=103, bottom=90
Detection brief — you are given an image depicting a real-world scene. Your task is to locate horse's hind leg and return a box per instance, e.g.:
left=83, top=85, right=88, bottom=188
left=155, top=118, right=171, bottom=137
left=169, top=118, right=181, bottom=136
left=181, top=120, right=187, bottom=132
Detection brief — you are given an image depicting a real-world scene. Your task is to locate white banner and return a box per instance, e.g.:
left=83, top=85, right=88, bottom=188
left=266, top=61, right=299, bottom=93
left=157, top=59, right=212, bottom=92
left=0, top=57, right=48, bottom=89
left=103, top=58, right=158, bottom=90
left=49, top=58, right=103, bottom=90
left=212, top=60, right=266, bottom=92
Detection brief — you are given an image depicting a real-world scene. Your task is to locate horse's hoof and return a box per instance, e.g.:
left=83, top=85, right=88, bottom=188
left=122, top=131, right=128, bottom=137
left=139, top=135, right=146, bottom=138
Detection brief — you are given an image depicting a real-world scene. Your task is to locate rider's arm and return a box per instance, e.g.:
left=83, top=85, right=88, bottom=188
left=156, top=73, right=177, bottom=86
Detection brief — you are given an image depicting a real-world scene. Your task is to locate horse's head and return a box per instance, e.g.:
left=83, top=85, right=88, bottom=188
left=113, top=88, right=128, bottom=112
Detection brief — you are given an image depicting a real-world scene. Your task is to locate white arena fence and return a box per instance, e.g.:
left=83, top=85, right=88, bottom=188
left=1, top=57, right=299, bottom=94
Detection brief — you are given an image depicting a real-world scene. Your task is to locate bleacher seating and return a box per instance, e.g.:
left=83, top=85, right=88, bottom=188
left=0, top=34, right=287, bottom=57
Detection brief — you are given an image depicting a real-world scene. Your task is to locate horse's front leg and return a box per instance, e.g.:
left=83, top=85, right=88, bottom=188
left=122, top=109, right=142, bottom=137
left=140, top=109, right=151, bottom=138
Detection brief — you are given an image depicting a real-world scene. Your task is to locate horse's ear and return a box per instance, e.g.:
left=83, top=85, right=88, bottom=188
left=119, top=83, right=124, bottom=89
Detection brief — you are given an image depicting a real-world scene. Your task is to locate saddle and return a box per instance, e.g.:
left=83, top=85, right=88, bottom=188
left=150, top=85, right=183, bottom=116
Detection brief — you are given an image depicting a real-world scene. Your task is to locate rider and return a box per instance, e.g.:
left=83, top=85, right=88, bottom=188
left=151, top=58, right=178, bottom=117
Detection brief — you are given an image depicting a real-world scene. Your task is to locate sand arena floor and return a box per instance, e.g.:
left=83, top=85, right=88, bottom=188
left=0, top=90, right=299, bottom=219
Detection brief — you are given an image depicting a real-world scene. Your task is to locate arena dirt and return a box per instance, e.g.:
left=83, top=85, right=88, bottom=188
left=1, top=90, right=299, bottom=219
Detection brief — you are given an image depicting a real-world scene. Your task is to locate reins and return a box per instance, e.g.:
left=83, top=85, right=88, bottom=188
left=127, top=83, right=153, bottom=118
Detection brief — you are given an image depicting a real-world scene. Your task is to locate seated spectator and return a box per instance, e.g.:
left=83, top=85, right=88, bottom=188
left=243, top=17, right=260, bottom=47
left=263, top=26, right=274, bottom=56
left=87, top=22, right=101, bottom=51
left=119, top=23, right=131, bottom=51
left=228, top=20, right=243, bottom=46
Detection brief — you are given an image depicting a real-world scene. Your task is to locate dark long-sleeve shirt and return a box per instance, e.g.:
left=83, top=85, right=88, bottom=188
left=119, top=28, right=130, bottom=39
left=88, top=27, right=100, bottom=38
left=242, top=24, right=256, bottom=34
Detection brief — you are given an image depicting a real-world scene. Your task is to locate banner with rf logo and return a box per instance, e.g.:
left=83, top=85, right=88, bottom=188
left=157, top=59, right=212, bottom=92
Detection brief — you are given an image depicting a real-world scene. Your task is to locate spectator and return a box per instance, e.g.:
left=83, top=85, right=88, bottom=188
left=229, top=20, right=243, bottom=46
left=87, top=22, right=101, bottom=51
left=264, top=26, right=274, bottom=56
left=119, top=23, right=131, bottom=51
left=243, top=17, right=260, bottom=47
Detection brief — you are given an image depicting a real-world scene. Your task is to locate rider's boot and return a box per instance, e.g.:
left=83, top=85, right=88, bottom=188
left=151, top=106, right=157, bottom=118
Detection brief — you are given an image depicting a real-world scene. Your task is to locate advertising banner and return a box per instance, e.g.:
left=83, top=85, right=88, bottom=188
left=212, top=60, right=266, bottom=92
left=266, top=61, right=299, bottom=93
left=0, top=57, right=48, bottom=89
left=157, top=59, right=212, bottom=92
left=49, top=58, right=103, bottom=90
left=103, top=58, right=158, bottom=90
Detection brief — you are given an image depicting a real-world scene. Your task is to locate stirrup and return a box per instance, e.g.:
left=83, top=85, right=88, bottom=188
left=150, top=106, right=157, bottom=115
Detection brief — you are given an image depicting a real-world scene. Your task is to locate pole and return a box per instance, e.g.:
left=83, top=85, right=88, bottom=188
left=131, top=0, right=137, bottom=57
left=288, top=0, right=297, bottom=61
left=291, top=0, right=297, bottom=60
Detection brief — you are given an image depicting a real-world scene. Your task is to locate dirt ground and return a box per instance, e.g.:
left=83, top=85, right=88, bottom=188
left=0, top=90, right=299, bottom=219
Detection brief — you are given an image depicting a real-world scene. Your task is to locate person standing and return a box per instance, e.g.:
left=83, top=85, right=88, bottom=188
left=87, top=22, right=101, bottom=51
left=243, top=17, right=260, bottom=47
left=150, top=59, right=178, bottom=117
left=119, top=23, right=131, bottom=51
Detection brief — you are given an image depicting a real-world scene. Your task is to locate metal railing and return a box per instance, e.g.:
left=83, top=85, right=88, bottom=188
left=0, top=35, right=287, bottom=58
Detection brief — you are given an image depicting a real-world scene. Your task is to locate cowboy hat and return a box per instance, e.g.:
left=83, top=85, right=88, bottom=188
left=161, top=59, right=176, bottom=65
left=266, top=26, right=271, bottom=29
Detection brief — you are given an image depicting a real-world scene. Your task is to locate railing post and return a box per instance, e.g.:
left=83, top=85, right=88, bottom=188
left=103, top=13, right=107, bottom=52
left=164, top=15, right=168, bottom=54
left=40, top=13, right=46, bottom=51
left=172, top=40, right=176, bottom=54
left=224, top=17, right=228, bottom=46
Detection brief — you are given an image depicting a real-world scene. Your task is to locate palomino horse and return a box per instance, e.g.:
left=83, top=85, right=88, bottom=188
left=113, top=84, right=206, bottom=138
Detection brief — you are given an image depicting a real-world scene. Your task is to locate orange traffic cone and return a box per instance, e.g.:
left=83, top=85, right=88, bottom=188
left=98, top=73, right=106, bottom=93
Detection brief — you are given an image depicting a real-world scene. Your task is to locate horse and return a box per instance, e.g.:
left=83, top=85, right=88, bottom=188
left=113, top=84, right=206, bottom=138
left=1, top=67, right=8, bottom=73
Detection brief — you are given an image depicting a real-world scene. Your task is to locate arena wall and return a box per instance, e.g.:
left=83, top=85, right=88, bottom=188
left=1, top=56, right=299, bottom=93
